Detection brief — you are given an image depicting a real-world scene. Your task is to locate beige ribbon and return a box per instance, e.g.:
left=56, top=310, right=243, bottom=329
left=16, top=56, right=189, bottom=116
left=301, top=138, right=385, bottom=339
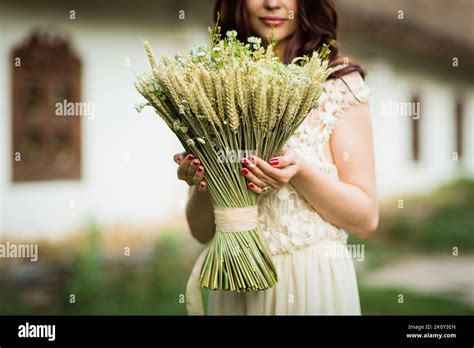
left=186, top=205, right=259, bottom=315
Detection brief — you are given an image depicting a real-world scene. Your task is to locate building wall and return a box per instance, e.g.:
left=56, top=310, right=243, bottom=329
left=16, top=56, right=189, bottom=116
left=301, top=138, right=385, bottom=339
left=0, top=3, right=210, bottom=239
left=0, top=2, right=472, bottom=239
left=366, top=60, right=474, bottom=199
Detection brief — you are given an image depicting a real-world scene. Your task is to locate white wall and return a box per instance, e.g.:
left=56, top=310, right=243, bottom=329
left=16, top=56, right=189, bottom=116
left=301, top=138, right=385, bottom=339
left=0, top=2, right=472, bottom=239
left=366, top=60, right=474, bottom=200
left=0, top=3, right=210, bottom=239
left=464, top=92, right=474, bottom=174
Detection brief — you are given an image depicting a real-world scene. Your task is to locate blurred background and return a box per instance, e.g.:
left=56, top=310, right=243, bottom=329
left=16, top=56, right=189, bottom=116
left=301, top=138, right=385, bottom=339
left=0, top=0, right=472, bottom=315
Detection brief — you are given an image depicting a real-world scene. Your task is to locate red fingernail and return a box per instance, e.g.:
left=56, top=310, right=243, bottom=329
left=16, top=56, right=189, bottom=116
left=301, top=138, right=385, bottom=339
left=249, top=183, right=255, bottom=189
left=241, top=168, right=249, bottom=175
left=269, top=159, right=279, bottom=166
left=193, top=159, right=199, bottom=166
left=242, top=158, right=249, bottom=165
left=197, top=166, right=203, bottom=172
left=187, top=154, right=194, bottom=160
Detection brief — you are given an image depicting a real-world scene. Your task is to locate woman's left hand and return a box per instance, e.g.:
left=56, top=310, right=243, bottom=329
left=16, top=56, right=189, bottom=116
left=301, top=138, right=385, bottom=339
left=240, top=151, right=307, bottom=194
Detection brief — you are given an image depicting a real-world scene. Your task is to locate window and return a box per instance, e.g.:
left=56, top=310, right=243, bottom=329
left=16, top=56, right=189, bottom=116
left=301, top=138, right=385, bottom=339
left=454, top=98, right=464, bottom=162
left=411, top=95, right=421, bottom=162
left=11, top=33, right=82, bottom=182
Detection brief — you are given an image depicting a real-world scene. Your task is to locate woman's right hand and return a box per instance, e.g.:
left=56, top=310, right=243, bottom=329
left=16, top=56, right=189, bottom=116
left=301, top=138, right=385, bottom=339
left=173, top=152, right=207, bottom=192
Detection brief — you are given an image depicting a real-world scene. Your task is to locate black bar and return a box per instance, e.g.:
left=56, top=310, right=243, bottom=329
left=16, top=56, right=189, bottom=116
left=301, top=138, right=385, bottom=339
left=0, top=315, right=472, bottom=346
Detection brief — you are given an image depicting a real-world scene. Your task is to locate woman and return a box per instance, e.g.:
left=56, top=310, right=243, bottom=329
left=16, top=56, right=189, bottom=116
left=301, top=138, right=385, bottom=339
left=174, top=0, right=378, bottom=315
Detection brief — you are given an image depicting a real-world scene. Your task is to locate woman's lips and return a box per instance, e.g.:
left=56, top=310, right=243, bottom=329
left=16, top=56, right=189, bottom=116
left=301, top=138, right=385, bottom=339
left=259, top=17, right=287, bottom=26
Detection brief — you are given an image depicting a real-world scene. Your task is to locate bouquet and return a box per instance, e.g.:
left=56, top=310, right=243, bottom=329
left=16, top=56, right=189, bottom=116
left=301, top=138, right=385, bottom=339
left=135, top=22, right=332, bottom=296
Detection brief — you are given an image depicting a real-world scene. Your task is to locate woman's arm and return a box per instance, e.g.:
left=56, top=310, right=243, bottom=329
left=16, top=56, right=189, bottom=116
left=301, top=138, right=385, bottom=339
left=185, top=185, right=215, bottom=244
left=240, top=102, right=378, bottom=239
left=174, top=152, right=215, bottom=244
left=290, top=102, right=378, bottom=238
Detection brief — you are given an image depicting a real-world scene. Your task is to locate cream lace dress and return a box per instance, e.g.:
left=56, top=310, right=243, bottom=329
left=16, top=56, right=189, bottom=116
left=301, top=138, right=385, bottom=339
left=206, top=68, right=372, bottom=315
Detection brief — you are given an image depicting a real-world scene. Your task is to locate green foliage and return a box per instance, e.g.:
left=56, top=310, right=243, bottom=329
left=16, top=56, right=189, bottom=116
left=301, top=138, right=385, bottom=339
left=413, top=178, right=474, bottom=250
left=359, top=285, right=474, bottom=315
left=148, top=229, right=190, bottom=313
left=60, top=227, right=191, bottom=315
left=351, top=178, right=474, bottom=252
left=63, top=220, right=105, bottom=312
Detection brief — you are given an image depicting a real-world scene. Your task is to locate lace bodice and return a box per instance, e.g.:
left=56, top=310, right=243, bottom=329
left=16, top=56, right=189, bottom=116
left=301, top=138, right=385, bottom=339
left=257, top=68, right=372, bottom=255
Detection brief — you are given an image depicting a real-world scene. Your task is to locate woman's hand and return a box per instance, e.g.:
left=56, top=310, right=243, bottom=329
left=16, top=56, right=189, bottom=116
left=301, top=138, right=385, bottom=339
left=173, top=152, right=207, bottom=192
left=240, top=151, right=307, bottom=194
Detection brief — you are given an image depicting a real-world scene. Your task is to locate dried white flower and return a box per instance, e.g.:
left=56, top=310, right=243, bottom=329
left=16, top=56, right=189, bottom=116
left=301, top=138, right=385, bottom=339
left=135, top=102, right=146, bottom=113
left=226, top=31, right=238, bottom=39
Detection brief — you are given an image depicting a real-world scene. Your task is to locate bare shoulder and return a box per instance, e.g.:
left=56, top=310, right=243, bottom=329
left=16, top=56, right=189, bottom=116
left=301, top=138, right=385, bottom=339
left=329, top=71, right=373, bottom=135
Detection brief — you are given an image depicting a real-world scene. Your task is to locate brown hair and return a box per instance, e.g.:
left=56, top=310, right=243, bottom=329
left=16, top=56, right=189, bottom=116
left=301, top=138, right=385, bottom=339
left=213, top=0, right=366, bottom=80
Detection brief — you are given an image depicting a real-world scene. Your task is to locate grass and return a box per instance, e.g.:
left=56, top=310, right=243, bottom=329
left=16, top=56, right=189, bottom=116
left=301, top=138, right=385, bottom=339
left=353, top=244, right=403, bottom=273
left=350, top=178, right=474, bottom=253
left=359, top=285, right=474, bottom=315
left=60, top=226, right=196, bottom=315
